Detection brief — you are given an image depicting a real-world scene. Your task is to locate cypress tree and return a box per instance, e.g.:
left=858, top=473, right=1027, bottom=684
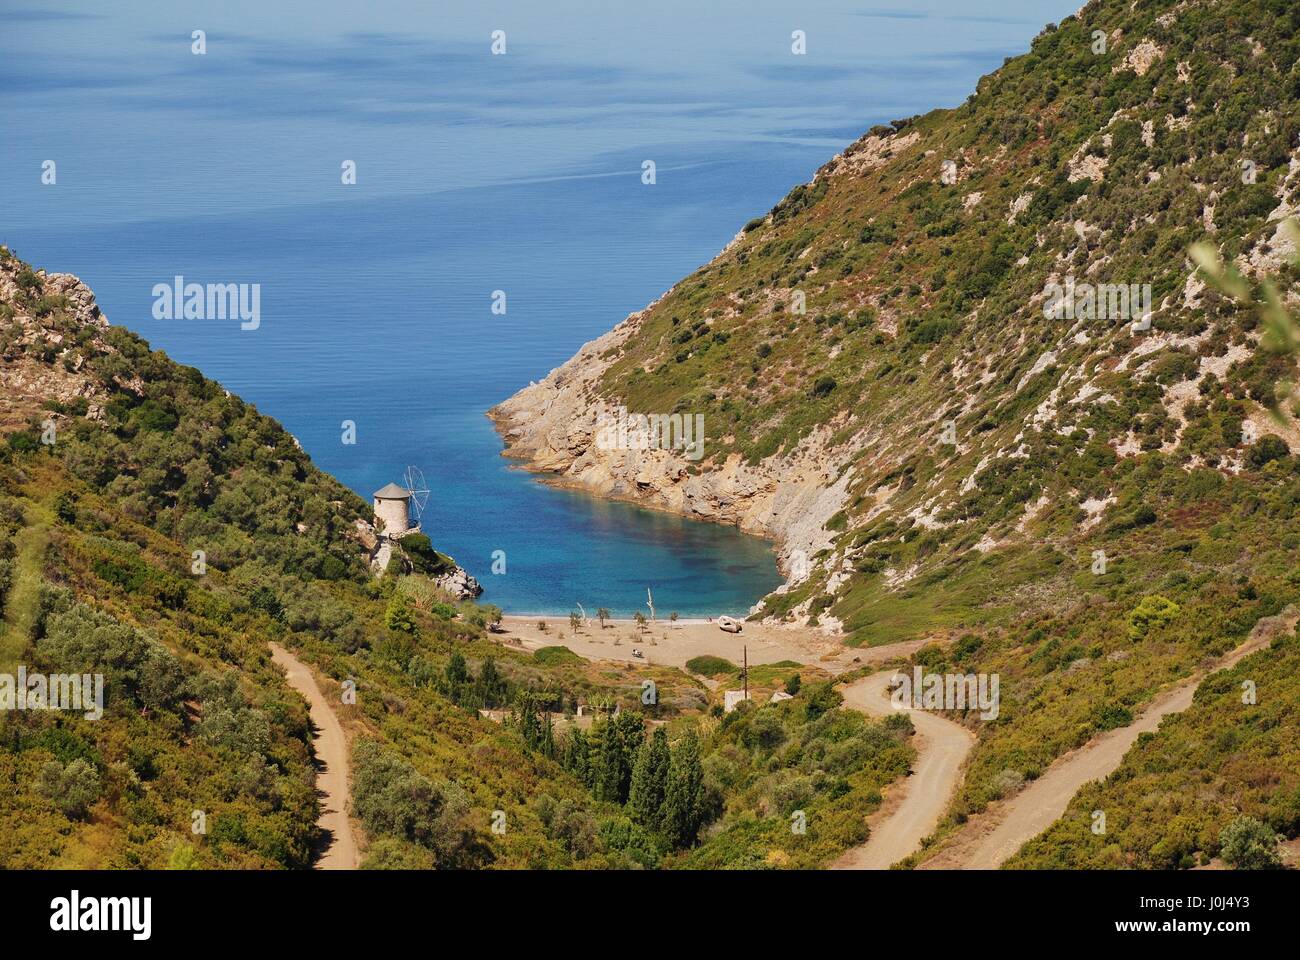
left=562, top=728, right=590, bottom=785
left=628, top=726, right=670, bottom=827
left=540, top=712, right=555, bottom=760
left=661, top=731, right=704, bottom=848
left=444, top=651, right=470, bottom=704
left=583, top=712, right=648, bottom=803
left=590, top=718, right=622, bottom=802
left=477, top=656, right=506, bottom=708
left=612, top=711, right=646, bottom=803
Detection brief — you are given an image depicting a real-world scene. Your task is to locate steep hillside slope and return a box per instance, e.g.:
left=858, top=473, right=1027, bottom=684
left=1008, top=614, right=1300, bottom=869
left=495, top=0, right=1300, bottom=867
left=495, top=0, right=1300, bottom=634
left=0, top=248, right=648, bottom=868
left=0, top=248, right=919, bottom=870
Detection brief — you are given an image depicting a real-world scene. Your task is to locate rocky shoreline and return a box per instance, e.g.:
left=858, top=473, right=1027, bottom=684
left=488, top=308, right=853, bottom=629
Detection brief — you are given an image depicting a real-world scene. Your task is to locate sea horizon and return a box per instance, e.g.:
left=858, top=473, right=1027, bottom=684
left=1, top=0, right=1069, bottom=616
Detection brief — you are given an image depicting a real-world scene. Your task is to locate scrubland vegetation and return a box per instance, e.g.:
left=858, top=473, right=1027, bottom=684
left=7, top=0, right=1300, bottom=871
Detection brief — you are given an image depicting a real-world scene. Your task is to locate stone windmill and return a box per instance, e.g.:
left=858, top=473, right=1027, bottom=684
left=372, top=466, right=429, bottom=540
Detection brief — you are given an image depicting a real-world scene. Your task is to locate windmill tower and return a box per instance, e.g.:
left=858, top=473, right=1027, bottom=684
left=372, top=466, right=429, bottom=539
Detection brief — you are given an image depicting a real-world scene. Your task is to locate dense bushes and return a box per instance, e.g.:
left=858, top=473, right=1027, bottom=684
left=393, top=533, right=455, bottom=577
left=1010, top=627, right=1300, bottom=869
left=683, top=697, right=914, bottom=868
left=351, top=739, right=477, bottom=868
left=38, top=604, right=187, bottom=715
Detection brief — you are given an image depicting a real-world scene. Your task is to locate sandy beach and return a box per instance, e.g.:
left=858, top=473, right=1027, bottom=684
left=498, top=615, right=866, bottom=674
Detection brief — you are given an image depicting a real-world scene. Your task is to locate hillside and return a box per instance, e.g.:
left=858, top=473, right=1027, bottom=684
left=495, top=0, right=1300, bottom=867
left=0, top=246, right=920, bottom=869
left=6, top=0, right=1300, bottom=873
left=0, top=246, right=613, bottom=867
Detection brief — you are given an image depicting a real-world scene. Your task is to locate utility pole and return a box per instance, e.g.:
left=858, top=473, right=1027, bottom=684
left=743, top=645, right=748, bottom=700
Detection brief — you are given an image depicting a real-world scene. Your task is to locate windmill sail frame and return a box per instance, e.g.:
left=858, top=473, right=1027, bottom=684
left=402, top=465, right=431, bottom=528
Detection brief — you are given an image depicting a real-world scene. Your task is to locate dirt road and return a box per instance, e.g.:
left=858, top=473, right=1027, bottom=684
left=920, top=609, right=1298, bottom=869
left=502, top=619, right=965, bottom=868
left=832, top=671, right=976, bottom=869
left=269, top=643, right=359, bottom=870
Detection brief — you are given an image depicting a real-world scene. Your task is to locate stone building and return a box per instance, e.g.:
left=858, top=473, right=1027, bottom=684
left=372, top=482, right=412, bottom=538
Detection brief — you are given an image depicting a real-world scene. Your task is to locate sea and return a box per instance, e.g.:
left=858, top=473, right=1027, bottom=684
left=0, top=0, right=1068, bottom=615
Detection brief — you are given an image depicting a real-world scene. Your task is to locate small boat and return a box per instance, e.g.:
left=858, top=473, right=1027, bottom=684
left=717, top=616, right=742, bottom=634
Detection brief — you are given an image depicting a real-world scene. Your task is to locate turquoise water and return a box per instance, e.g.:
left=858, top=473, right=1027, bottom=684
left=0, top=1, right=1067, bottom=615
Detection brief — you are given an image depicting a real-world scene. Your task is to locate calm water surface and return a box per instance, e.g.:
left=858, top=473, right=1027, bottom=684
left=0, top=1, right=1069, bottom=614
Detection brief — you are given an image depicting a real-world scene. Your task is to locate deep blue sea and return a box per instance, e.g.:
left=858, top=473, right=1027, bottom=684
left=0, top=1, right=1068, bottom=615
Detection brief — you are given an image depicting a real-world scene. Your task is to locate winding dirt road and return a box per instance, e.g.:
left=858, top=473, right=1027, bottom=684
left=832, top=671, right=975, bottom=869
left=920, top=608, right=1298, bottom=869
left=269, top=643, right=359, bottom=870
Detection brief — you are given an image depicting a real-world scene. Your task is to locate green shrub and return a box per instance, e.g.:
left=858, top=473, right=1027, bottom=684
left=36, top=759, right=101, bottom=820
left=350, top=739, right=474, bottom=866
left=811, top=375, right=837, bottom=398
left=685, top=655, right=737, bottom=676
left=398, top=533, right=455, bottom=576
left=1219, top=816, right=1281, bottom=869
left=1247, top=436, right=1289, bottom=469
left=534, top=646, right=584, bottom=666
left=1127, top=595, right=1181, bottom=640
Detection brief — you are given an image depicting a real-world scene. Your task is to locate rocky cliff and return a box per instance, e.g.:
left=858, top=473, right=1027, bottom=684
left=493, top=0, right=1300, bottom=639
left=0, top=263, right=116, bottom=432
left=491, top=305, right=853, bottom=623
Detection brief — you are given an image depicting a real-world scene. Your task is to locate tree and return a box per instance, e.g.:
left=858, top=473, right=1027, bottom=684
left=350, top=739, right=472, bottom=866
left=561, top=728, right=591, bottom=785
left=597, top=608, right=611, bottom=629
left=628, top=727, right=670, bottom=828
left=37, top=759, right=101, bottom=820
left=40, top=603, right=186, bottom=714
left=1219, top=816, right=1281, bottom=870
left=589, top=711, right=645, bottom=804
left=476, top=656, right=506, bottom=708
left=588, top=719, right=620, bottom=802
left=660, top=732, right=704, bottom=847
left=385, top=595, right=417, bottom=634
left=539, top=712, right=555, bottom=760
left=443, top=651, right=470, bottom=704
left=784, top=673, right=802, bottom=696
left=633, top=611, right=647, bottom=632
left=513, top=693, right=557, bottom=758
left=569, top=611, right=581, bottom=634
